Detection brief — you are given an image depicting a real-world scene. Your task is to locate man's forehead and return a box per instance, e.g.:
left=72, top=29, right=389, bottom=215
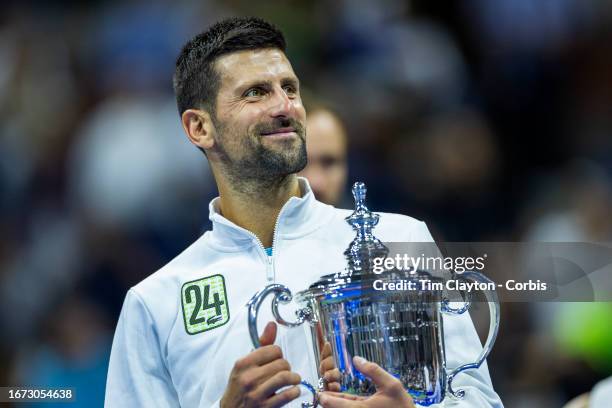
left=214, top=48, right=297, bottom=87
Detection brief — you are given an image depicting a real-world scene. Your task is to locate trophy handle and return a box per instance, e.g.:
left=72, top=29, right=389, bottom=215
left=441, top=271, right=500, bottom=399
left=246, top=284, right=321, bottom=408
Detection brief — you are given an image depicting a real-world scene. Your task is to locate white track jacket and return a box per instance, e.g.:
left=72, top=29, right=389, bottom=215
left=105, top=178, right=503, bottom=407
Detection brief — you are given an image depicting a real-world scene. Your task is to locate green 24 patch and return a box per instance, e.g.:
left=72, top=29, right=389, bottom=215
left=181, top=274, right=229, bottom=335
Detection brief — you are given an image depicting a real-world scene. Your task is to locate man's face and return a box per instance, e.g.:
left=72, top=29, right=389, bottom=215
left=299, top=109, right=348, bottom=205
left=209, top=48, right=307, bottom=182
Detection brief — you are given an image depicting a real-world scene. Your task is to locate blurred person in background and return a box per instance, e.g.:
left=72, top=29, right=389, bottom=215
left=298, top=96, right=349, bottom=206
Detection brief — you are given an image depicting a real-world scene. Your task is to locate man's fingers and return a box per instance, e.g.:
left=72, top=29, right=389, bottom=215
left=259, top=357, right=292, bottom=376
left=259, top=321, right=277, bottom=346
left=236, top=321, right=279, bottom=369
left=264, top=385, right=301, bottom=408
left=319, top=342, right=336, bottom=373
left=320, top=356, right=337, bottom=374
left=237, top=344, right=283, bottom=368
left=323, top=368, right=342, bottom=391
left=319, top=342, right=341, bottom=391
left=352, top=356, right=398, bottom=391
left=321, top=342, right=332, bottom=359
left=320, top=392, right=366, bottom=401
left=319, top=392, right=364, bottom=408
left=325, top=382, right=342, bottom=392
left=323, top=368, right=341, bottom=381
left=240, top=358, right=291, bottom=389
left=256, top=371, right=302, bottom=399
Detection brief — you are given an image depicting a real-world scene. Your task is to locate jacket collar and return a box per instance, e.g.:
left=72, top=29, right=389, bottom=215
left=206, top=177, right=334, bottom=251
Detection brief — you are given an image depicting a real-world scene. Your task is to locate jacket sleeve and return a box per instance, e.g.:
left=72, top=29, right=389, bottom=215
left=413, top=221, right=504, bottom=408
left=105, top=289, right=179, bottom=407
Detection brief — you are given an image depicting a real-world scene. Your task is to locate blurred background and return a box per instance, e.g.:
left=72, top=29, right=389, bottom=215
left=1, top=0, right=612, bottom=407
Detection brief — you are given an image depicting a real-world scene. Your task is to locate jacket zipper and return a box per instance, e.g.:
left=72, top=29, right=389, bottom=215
left=240, top=204, right=290, bottom=359
left=226, top=204, right=287, bottom=282
left=265, top=252, right=274, bottom=281
left=259, top=211, right=283, bottom=282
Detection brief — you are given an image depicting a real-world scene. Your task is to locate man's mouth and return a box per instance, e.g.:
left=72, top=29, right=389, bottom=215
left=260, top=127, right=297, bottom=137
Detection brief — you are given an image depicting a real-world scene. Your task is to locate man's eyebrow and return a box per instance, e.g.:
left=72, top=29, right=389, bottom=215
left=235, top=76, right=300, bottom=93
left=281, top=77, right=300, bottom=87
left=234, top=80, right=272, bottom=94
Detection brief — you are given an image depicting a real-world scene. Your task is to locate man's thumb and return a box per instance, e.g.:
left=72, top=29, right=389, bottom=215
left=353, top=356, right=395, bottom=390
left=259, top=321, right=277, bottom=346
left=319, top=393, right=355, bottom=408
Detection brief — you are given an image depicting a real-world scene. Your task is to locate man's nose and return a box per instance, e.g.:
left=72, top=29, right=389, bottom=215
left=267, top=87, right=293, bottom=117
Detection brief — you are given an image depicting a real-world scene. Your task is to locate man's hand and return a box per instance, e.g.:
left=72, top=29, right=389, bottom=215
left=220, top=322, right=302, bottom=408
left=318, top=356, right=415, bottom=408
left=319, top=342, right=342, bottom=392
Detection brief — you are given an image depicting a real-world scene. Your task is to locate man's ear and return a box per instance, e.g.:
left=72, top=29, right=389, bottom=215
left=181, top=109, right=215, bottom=151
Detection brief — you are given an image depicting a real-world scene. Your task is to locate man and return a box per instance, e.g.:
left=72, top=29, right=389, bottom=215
left=298, top=103, right=348, bottom=206
left=105, top=17, right=502, bottom=407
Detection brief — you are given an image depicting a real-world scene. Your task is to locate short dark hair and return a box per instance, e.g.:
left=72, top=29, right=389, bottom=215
left=173, top=17, right=286, bottom=116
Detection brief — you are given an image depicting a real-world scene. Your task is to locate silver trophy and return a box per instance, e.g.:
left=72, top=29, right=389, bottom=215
left=247, top=182, right=500, bottom=407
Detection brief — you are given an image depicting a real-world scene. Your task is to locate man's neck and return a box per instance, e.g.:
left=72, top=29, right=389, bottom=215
left=217, top=174, right=301, bottom=248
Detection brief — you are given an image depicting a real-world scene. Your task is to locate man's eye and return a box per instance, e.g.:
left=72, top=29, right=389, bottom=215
left=283, top=85, right=297, bottom=95
left=245, top=88, right=264, bottom=98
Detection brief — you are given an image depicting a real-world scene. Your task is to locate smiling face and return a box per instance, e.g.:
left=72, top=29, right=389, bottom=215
left=208, top=48, right=307, bottom=184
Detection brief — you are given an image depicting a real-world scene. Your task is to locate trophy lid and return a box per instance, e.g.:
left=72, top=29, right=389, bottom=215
left=343, top=182, right=389, bottom=275
left=307, top=182, right=391, bottom=292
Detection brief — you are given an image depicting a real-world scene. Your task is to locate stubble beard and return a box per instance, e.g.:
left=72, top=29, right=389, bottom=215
left=213, top=116, right=307, bottom=194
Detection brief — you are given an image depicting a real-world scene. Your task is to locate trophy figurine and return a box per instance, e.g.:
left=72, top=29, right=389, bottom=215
left=247, top=182, right=500, bottom=407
